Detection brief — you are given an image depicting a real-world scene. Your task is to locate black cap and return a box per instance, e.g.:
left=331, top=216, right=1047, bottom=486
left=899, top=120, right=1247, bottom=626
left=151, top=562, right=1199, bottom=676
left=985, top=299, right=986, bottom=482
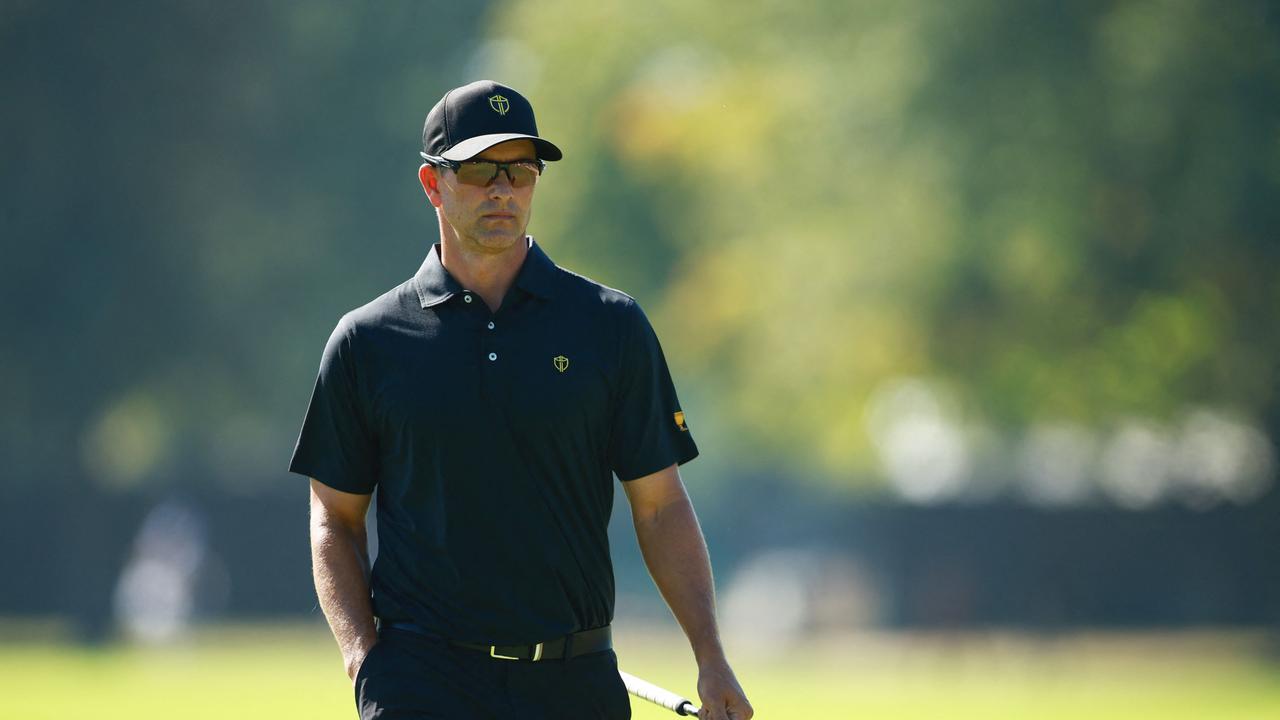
left=421, top=80, right=562, bottom=162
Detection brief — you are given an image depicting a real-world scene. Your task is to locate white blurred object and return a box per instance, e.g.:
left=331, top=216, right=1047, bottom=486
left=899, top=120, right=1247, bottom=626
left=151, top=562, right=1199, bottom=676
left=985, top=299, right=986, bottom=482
left=1172, top=408, right=1275, bottom=509
left=721, top=549, right=883, bottom=651
left=865, top=378, right=973, bottom=504
left=1018, top=423, right=1098, bottom=507
left=1098, top=420, right=1175, bottom=510
left=113, top=500, right=209, bottom=643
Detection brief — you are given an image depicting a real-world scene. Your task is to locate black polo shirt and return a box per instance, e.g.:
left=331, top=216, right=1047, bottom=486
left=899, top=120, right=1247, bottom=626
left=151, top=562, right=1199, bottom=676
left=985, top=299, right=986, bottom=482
left=288, top=237, right=698, bottom=645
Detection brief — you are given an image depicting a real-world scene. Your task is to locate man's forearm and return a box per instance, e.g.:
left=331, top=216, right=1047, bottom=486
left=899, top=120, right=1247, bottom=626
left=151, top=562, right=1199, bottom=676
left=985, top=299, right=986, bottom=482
left=310, top=512, right=378, bottom=678
left=632, top=494, right=726, bottom=666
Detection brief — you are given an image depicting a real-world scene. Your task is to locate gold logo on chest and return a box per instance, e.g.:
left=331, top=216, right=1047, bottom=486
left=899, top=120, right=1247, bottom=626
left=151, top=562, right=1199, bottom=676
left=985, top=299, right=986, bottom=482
left=553, top=355, right=569, bottom=373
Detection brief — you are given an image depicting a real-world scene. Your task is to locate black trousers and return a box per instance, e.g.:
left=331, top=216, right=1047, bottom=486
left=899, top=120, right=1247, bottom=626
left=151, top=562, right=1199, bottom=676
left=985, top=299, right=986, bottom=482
left=354, top=626, right=632, bottom=719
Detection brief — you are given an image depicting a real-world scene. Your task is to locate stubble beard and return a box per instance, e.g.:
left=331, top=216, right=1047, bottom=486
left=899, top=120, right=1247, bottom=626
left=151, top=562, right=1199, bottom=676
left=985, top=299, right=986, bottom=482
left=460, top=210, right=530, bottom=256
left=438, top=182, right=532, bottom=256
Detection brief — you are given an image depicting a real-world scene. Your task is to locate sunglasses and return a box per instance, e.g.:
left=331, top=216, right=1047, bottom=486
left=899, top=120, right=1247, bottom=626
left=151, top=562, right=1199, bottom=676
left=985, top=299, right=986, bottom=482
left=421, top=153, right=546, bottom=188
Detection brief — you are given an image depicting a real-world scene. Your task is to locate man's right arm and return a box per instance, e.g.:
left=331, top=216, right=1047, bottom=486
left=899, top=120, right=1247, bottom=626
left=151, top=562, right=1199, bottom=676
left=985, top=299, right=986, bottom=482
left=309, top=478, right=377, bottom=683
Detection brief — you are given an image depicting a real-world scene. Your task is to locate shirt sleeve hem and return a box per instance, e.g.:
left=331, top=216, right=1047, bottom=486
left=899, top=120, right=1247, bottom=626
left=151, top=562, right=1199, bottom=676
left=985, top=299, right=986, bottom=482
left=614, top=445, right=699, bottom=482
left=287, top=460, right=376, bottom=495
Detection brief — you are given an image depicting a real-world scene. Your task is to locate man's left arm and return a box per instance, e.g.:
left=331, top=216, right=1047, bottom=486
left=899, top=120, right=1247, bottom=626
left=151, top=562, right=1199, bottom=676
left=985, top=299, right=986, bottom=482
left=622, top=463, right=754, bottom=720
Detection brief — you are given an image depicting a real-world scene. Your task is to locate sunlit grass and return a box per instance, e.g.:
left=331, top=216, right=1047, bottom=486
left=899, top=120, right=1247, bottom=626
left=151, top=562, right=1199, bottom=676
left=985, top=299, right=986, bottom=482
left=2, top=622, right=1278, bottom=719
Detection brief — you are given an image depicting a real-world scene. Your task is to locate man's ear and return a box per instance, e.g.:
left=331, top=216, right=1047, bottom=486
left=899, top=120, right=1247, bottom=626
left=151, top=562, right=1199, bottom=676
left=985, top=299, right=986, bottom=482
left=419, top=164, right=443, bottom=207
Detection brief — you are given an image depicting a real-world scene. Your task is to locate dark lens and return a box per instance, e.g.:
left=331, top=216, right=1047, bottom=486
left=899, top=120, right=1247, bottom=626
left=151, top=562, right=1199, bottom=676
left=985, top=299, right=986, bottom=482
left=455, top=162, right=497, bottom=186
left=506, top=162, right=540, bottom=188
left=452, top=161, right=540, bottom=188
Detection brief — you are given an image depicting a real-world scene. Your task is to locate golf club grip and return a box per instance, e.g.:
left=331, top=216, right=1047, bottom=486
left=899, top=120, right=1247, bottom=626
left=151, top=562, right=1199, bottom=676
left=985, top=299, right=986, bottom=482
left=619, top=670, right=700, bottom=716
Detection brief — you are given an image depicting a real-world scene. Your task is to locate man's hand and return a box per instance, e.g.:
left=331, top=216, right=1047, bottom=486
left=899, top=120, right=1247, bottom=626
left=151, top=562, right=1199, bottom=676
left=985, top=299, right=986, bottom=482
left=696, top=658, right=753, bottom=720
left=623, top=465, right=753, bottom=718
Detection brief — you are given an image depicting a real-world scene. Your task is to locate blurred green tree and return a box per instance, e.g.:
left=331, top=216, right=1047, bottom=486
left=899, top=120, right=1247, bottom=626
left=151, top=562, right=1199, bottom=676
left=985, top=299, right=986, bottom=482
left=1, top=2, right=491, bottom=491
left=485, top=0, right=1280, bottom=490
left=3, top=0, right=1276, bottom=498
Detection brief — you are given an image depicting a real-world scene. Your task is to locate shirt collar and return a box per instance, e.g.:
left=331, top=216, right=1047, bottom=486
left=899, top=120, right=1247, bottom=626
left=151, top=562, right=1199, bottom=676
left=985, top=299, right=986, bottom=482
left=514, top=236, right=559, bottom=300
left=413, top=236, right=558, bottom=309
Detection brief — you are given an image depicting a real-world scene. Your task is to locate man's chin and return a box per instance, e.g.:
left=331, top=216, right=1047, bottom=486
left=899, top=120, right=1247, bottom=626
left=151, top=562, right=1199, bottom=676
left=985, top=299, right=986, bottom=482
left=468, top=231, right=525, bottom=254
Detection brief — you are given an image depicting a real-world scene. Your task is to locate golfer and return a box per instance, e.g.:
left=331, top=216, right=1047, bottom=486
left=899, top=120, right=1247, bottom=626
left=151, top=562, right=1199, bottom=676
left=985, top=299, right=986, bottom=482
left=289, top=80, right=753, bottom=720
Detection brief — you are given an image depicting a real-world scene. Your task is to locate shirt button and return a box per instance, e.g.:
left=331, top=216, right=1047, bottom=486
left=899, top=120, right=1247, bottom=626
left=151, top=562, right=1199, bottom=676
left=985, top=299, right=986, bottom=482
left=488, top=352, right=498, bottom=362
left=487, top=321, right=495, bottom=330
left=463, top=294, right=473, bottom=303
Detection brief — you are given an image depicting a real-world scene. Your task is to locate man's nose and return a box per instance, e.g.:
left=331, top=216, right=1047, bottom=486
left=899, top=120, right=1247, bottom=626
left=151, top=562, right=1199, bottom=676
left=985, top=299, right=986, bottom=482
left=487, top=169, right=516, bottom=197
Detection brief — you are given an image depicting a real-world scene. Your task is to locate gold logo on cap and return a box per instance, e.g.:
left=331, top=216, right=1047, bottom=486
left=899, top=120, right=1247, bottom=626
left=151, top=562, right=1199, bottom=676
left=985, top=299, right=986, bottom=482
left=553, top=355, right=569, bottom=373
left=674, top=411, right=688, bottom=432
left=489, top=94, right=510, bottom=115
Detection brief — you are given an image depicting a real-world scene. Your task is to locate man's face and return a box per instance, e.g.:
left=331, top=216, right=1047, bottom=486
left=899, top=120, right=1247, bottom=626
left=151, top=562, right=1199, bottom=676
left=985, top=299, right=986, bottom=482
left=427, top=139, right=539, bottom=255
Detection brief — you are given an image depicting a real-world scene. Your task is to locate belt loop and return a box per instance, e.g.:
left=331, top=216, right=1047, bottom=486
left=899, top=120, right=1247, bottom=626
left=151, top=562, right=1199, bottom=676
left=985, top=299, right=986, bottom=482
left=563, top=631, right=574, bottom=661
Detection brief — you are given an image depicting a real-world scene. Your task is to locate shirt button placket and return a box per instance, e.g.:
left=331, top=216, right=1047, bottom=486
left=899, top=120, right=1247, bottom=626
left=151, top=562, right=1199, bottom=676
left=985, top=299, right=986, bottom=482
left=480, top=309, right=501, bottom=403
left=485, top=315, right=498, bottom=363
left=463, top=292, right=495, bottom=399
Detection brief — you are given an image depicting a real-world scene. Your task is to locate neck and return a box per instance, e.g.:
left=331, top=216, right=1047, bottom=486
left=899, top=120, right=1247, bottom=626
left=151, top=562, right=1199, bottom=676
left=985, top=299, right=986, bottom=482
left=438, top=234, right=528, bottom=312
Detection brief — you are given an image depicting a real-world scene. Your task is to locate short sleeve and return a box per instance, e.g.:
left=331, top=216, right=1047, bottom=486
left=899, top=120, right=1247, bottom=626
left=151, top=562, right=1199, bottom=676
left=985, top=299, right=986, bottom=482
left=288, top=316, right=379, bottom=494
left=608, top=299, right=699, bottom=481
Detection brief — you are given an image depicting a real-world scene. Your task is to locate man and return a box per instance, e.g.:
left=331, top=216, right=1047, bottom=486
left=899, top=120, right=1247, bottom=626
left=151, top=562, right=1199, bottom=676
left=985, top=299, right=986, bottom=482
left=289, top=80, right=752, bottom=720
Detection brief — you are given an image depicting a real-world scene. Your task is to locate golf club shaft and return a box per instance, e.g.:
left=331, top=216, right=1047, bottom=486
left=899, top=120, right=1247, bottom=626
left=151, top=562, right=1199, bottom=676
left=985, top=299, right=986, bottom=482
left=619, top=670, right=701, bottom=716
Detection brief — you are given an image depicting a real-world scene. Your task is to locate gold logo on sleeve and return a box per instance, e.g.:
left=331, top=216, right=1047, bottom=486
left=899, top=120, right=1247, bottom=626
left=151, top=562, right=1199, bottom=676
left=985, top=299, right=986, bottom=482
left=553, top=355, right=569, bottom=373
left=674, top=411, right=688, bottom=431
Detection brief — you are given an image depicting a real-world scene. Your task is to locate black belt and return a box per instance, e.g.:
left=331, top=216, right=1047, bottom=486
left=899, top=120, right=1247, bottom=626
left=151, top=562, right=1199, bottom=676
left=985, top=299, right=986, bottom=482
left=382, top=621, right=611, bottom=662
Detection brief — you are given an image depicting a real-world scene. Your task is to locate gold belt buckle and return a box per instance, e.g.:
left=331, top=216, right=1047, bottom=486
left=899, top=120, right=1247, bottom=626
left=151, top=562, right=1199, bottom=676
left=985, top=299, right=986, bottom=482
left=490, top=642, right=544, bottom=661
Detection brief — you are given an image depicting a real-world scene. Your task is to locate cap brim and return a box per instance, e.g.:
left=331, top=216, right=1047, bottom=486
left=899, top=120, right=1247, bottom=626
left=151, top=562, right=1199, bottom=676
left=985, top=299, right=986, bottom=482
left=440, top=133, right=563, bottom=162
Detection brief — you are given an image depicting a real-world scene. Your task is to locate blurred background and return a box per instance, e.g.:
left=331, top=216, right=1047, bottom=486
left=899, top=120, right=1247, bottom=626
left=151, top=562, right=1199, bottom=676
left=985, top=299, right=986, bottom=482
left=3, top=1, right=1279, bottom=717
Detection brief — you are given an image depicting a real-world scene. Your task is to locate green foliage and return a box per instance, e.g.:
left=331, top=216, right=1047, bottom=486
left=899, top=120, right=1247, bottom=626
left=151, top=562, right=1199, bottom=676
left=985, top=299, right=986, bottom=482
left=4, top=1, right=1276, bottom=494
left=484, top=0, right=1280, bottom=486
left=1, top=2, right=490, bottom=490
